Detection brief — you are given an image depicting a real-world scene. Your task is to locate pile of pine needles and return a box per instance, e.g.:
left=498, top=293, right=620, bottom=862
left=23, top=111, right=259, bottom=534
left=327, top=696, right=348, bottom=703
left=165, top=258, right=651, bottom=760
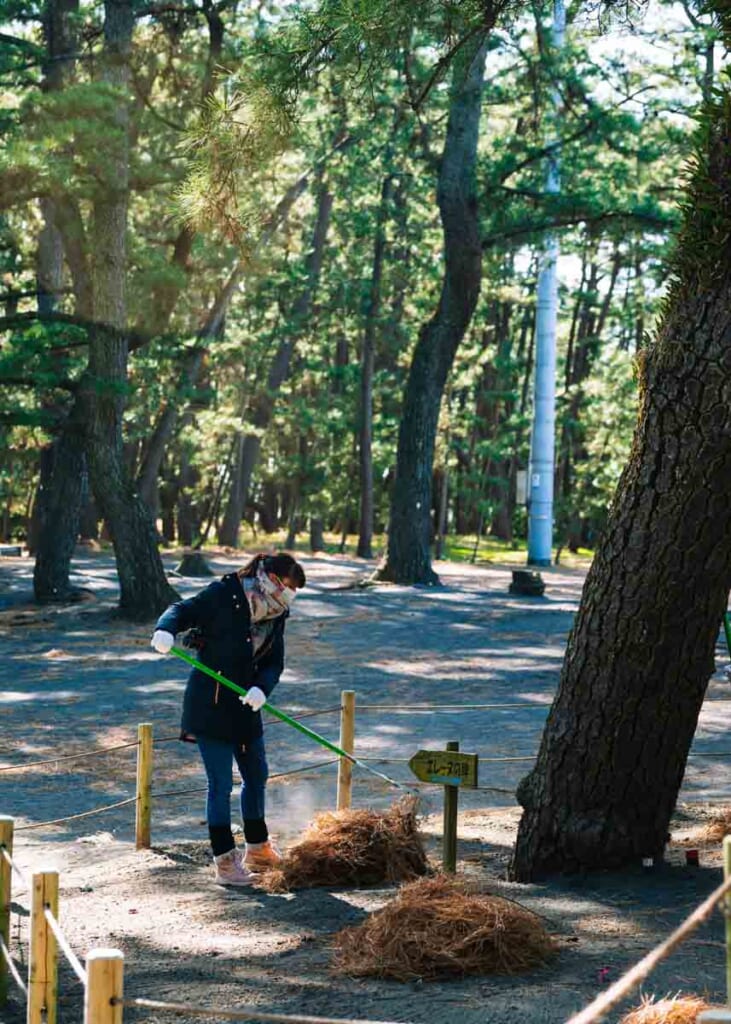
left=333, top=875, right=557, bottom=981
left=701, top=807, right=731, bottom=843
left=258, top=798, right=428, bottom=892
left=619, top=996, right=712, bottom=1024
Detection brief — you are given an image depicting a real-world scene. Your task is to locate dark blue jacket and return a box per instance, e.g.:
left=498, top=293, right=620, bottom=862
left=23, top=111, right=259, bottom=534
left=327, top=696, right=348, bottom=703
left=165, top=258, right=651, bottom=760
left=155, top=572, right=286, bottom=746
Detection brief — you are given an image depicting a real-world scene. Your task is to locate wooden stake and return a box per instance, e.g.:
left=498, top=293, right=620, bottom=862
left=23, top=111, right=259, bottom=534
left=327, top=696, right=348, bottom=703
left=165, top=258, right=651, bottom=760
left=442, top=741, right=459, bottom=873
left=28, top=871, right=58, bottom=1024
left=0, top=816, right=13, bottom=1005
left=84, top=949, right=123, bottom=1024
left=336, top=691, right=356, bottom=811
left=720, top=835, right=724, bottom=1003
left=135, top=722, right=153, bottom=850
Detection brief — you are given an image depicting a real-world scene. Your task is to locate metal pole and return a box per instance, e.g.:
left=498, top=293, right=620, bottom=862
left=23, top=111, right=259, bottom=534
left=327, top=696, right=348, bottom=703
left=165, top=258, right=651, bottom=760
left=527, top=0, right=565, bottom=567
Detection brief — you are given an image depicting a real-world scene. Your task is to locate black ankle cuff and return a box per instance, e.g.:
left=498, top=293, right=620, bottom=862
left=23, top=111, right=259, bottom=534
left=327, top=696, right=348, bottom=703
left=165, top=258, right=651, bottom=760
left=209, top=824, right=235, bottom=857
left=244, top=818, right=268, bottom=844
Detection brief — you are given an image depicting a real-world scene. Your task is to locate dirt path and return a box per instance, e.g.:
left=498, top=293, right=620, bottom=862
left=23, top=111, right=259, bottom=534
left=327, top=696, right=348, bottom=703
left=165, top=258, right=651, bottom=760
left=2, top=549, right=731, bottom=1023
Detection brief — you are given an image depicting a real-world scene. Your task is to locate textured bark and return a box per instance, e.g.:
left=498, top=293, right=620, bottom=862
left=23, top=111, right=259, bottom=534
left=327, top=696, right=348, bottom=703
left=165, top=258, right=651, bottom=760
left=309, top=516, right=325, bottom=552
left=32, top=0, right=86, bottom=599
left=32, top=435, right=85, bottom=600
left=511, top=91, right=731, bottom=878
left=79, top=0, right=177, bottom=620
left=378, top=37, right=489, bottom=584
left=358, top=174, right=394, bottom=559
left=218, top=174, right=334, bottom=547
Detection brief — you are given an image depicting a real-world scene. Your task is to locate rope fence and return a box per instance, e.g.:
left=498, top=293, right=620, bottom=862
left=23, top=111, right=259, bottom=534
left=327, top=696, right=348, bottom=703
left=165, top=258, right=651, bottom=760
left=5, top=689, right=731, bottom=846
left=5, top=808, right=731, bottom=1024
left=566, top=838, right=731, bottom=1024
left=115, top=996, right=410, bottom=1024
left=5, top=684, right=731, bottom=1022
left=0, top=739, right=140, bottom=773
left=0, top=935, right=27, bottom=997
left=43, top=908, right=87, bottom=985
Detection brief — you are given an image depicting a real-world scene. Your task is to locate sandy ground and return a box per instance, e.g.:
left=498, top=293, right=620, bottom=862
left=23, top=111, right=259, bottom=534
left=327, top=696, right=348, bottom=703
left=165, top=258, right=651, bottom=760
left=2, top=548, right=731, bottom=1023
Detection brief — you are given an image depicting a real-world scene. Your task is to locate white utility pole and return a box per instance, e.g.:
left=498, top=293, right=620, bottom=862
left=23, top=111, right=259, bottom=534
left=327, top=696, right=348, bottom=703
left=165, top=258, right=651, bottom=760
left=527, top=0, right=565, bottom=566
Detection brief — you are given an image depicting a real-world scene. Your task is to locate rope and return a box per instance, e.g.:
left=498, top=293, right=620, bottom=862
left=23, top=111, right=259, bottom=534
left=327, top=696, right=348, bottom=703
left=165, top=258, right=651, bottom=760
left=115, top=996, right=409, bottom=1024
left=0, top=934, right=27, bottom=996
left=266, top=707, right=342, bottom=726
left=154, top=760, right=340, bottom=800
left=354, top=755, right=535, bottom=764
left=15, top=796, right=137, bottom=831
left=566, top=870, right=731, bottom=1024
left=43, top=908, right=87, bottom=985
left=0, top=740, right=139, bottom=773
left=0, top=845, right=30, bottom=888
left=357, top=702, right=549, bottom=711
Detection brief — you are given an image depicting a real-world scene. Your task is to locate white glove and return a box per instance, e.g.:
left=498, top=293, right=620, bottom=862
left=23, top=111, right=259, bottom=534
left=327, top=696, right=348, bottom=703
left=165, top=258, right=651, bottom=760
left=239, top=686, right=267, bottom=712
left=151, top=630, right=174, bottom=654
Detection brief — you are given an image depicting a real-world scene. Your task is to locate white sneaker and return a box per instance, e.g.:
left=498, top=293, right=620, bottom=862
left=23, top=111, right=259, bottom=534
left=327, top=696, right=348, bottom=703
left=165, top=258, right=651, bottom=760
left=213, top=848, right=255, bottom=887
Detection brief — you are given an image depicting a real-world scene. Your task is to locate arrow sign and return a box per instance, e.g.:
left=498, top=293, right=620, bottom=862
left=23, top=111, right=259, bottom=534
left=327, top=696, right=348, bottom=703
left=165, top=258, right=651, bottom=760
left=408, top=749, right=478, bottom=788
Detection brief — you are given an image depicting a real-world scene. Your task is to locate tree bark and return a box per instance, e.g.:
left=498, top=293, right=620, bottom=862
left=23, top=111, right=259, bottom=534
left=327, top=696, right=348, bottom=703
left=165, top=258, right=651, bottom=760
left=78, top=0, right=177, bottom=620
left=357, top=174, right=394, bottom=559
left=31, top=0, right=87, bottom=596
left=511, top=88, right=731, bottom=878
left=378, top=37, right=489, bottom=584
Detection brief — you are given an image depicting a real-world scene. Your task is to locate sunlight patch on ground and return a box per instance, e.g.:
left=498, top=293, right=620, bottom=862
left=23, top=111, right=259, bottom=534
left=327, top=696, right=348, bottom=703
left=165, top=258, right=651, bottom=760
left=132, top=681, right=186, bottom=694
left=0, top=689, right=79, bottom=703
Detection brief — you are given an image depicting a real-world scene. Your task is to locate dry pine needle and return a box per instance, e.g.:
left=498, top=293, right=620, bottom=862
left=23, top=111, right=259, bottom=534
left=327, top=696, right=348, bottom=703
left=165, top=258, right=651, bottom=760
left=333, top=874, right=557, bottom=981
left=619, top=996, right=712, bottom=1024
left=258, top=797, right=428, bottom=892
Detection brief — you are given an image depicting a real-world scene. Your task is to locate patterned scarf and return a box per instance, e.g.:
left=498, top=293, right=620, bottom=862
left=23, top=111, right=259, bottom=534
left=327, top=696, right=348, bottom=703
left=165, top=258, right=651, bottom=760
left=242, top=564, right=290, bottom=655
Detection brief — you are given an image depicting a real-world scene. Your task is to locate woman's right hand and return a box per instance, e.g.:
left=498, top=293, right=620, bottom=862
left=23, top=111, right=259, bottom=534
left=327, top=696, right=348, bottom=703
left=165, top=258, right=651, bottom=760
left=151, top=630, right=174, bottom=654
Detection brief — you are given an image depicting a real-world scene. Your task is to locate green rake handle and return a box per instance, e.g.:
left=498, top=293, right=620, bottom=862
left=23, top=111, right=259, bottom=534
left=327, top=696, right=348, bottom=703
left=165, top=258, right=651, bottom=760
left=169, top=645, right=405, bottom=790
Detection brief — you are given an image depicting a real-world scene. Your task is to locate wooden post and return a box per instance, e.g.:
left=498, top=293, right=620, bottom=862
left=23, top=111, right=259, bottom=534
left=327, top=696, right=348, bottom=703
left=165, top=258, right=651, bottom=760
left=0, top=816, right=13, bottom=1005
left=336, top=691, right=355, bottom=811
left=28, top=871, right=59, bottom=1024
left=135, top=722, right=153, bottom=850
left=720, top=835, right=724, bottom=1003
left=84, top=949, right=123, bottom=1024
left=442, top=741, right=459, bottom=873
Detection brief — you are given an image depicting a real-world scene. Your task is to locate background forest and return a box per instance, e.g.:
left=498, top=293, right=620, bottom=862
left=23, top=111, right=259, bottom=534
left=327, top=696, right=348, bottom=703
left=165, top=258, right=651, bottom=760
left=0, top=0, right=715, bottom=598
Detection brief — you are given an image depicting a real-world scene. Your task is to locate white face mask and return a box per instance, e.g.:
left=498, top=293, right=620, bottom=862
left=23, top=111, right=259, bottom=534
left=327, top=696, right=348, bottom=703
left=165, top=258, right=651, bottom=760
left=280, top=586, right=297, bottom=606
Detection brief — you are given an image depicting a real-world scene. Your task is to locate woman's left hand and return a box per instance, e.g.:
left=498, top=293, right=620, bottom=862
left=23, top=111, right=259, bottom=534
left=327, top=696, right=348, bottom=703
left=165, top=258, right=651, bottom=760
left=239, top=686, right=267, bottom=712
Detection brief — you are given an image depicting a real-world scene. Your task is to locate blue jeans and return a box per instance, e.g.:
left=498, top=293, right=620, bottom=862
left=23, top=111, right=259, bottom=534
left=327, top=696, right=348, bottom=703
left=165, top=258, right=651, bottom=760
left=197, top=735, right=268, bottom=843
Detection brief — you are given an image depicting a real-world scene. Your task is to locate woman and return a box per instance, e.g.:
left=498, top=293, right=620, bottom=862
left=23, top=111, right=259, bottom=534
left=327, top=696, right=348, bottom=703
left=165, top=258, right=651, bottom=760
left=151, top=552, right=306, bottom=887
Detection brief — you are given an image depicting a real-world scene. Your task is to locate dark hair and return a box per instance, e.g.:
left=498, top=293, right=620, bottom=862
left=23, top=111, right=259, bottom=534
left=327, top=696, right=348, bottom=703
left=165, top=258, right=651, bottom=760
left=238, top=552, right=306, bottom=589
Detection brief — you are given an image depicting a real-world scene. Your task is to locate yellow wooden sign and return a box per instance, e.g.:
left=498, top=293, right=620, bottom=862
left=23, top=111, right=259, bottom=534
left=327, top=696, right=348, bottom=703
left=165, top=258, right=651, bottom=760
left=408, top=749, right=478, bottom=788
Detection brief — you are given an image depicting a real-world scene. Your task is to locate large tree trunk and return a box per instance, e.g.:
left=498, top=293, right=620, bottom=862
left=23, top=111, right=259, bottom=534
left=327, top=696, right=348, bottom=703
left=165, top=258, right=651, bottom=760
left=511, top=89, right=731, bottom=879
left=32, top=435, right=85, bottom=599
left=80, top=0, right=177, bottom=620
left=218, top=173, right=334, bottom=547
left=357, top=174, right=394, bottom=559
left=378, top=37, right=489, bottom=584
left=31, top=0, right=87, bottom=596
